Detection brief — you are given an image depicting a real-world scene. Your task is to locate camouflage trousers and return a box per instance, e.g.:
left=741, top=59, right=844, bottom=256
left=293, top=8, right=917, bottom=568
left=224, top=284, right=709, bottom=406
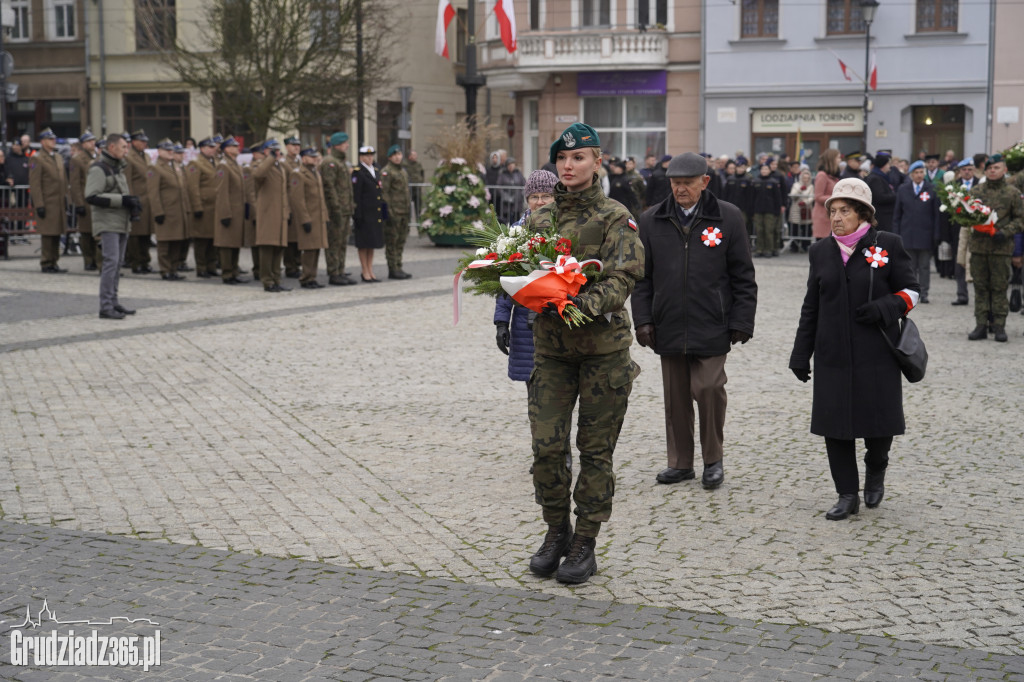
left=970, top=252, right=1011, bottom=326
left=753, top=213, right=781, bottom=255
left=384, top=213, right=410, bottom=272
left=528, top=348, right=639, bottom=538
left=326, top=213, right=352, bottom=277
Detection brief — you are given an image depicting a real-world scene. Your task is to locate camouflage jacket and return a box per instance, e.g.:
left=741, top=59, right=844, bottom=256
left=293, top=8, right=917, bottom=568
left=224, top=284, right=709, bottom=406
left=320, top=148, right=354, bottom=217
left=381, top=161, right=411, bottom=215
left=970, top=176, right=1024, bottom=255
left=525, top=178, right=645, bottom=357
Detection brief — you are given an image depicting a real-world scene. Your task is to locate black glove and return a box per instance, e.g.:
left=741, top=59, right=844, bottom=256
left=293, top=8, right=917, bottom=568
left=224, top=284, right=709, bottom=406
left=635, top=324, right=656, bottom=348
left=540, top=301, right=564, bottom=319
left=791, top=367, right=811, bottom=383
left=302, top=222, right=312, bottom=234
left=855, top=295, right=905, bottom=327
left=221, top=218, right=231, bottom=227
left=75, top=206, right=87, bottom=217
left=244, top=203, right=251, bottom=220
left=194, top=210, right=204, bottom=219
left=154, top=214, right=165, bottom=225
left=35, top=206, right=46, bottom=219
left=121, top=195, right=142, bottom=210
left=730, top=330, right=751, bottom=345
left=495, top=322, right=510, bottom=355
left=992, top=230, right=1007, bottom=246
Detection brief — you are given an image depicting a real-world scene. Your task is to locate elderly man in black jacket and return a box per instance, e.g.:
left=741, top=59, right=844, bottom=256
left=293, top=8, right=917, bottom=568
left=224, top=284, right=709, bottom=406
left=632, top=153, right=758, bottom=490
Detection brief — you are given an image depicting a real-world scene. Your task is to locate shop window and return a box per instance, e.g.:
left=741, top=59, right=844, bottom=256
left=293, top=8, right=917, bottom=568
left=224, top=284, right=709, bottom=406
left=916, top=0, right=957, bottom=32
left=583, top=96, right=666, bottom=160
left=827, top=0, right=865, bottom=35
left=741, top=0, right=778, bottom=38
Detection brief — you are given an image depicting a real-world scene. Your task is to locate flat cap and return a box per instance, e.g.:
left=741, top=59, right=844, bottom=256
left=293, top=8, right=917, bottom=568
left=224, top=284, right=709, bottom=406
left=666, top=152, right=709, bottom=178
left=549, top=123, right=600, bottom=164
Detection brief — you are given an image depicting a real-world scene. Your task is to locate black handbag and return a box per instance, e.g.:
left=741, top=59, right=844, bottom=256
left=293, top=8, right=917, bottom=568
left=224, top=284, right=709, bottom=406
left=869, top=258, right=928, bottom=383
left=1010, top=266, right=1022, bottom=313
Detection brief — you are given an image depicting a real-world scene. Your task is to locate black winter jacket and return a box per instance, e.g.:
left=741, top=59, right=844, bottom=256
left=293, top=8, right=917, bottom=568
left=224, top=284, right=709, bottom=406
left=631, top=190, right=757, bottom=357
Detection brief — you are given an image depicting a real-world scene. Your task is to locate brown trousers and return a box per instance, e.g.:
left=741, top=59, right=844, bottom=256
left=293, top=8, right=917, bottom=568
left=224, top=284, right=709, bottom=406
left=80, top=232, right=100, bottom=269
left=40, top=235, right=61, bottom=268
left=300, top=249, right=320, bottom=283
left=258, top=246, right=283, bottom=287
left=660, top=353, right=728, bottom=469
left=219, top=247, right=240, bottom=281
left=157, top=240, right=187, bottom=275
left=284, top=242, right=300, bottom=274
left=193, top=237, right=217, bottom=274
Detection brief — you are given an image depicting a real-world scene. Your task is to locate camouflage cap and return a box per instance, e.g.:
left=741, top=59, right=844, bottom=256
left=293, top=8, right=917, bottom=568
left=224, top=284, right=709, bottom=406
left=549, top=123, right=600, bottom=164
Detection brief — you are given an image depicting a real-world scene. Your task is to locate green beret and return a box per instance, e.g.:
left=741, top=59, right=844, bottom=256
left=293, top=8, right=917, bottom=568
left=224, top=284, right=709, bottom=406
left=329, top=132, right=348, bottom=146
left=988, top=153, right=1004, bottom=165
left=549, top=123, right=600, bottom=164
left=387, top=144, right=402, bottom=158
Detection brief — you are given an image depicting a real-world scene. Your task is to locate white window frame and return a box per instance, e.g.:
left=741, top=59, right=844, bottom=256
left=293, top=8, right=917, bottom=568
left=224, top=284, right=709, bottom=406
left=484, top=0, right=499, bottom=41
left=9, top=0, right=32, bottom=42
left=630, top=0, right=671, bottom=30
left=528, top=0, right=547, bottom=31
left=579, top=95, right=667, bottom=160
left=523, top=97, right=540, bottom=173
left=47, top=0, right=78, bottom=40
left=577, top=0, right=615, bottom=29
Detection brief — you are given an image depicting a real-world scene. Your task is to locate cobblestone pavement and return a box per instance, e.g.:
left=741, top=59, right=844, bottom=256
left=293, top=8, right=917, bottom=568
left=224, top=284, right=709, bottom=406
left=1, top=235, right=1023, bottom=679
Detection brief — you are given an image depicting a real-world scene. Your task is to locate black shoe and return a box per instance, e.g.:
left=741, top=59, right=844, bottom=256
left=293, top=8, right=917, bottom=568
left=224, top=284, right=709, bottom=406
left=655, top=467, right=695, bottom=484
left=41, top=265, right=68, bottom=273
left=967, top=325, right=988, bottom=340
left=178, top=264, right=194, bottom=272
left=114, top=305, right=136, bottom=315
left=556, top=534, right=597, bottom=584
left=329, top=275, right=358, bottom=286
left=951, top=299, right=968, bottom=306
left=161, top=272, right=184, bottom=280
left=528, top=522, right=573, bottom=578
left=863, top=467, right=886, bottom=508
left=84, top=263, right=98, bottom=271
left=919, top=297, right=930, bottom=304
left=196, top=271, right=213, bottom=279
left=361, top=275, right=382, bottom=283
left=99, top=309, right=126, bottom=320
left=701, top=460, right=724, bottom=489
left=285, top=270, right=301, bottom=278
left=994, top=326, right=1008, bottom=342
left=301, top=280, right=325, bottom=289
left=132, top=266, right=154, bottom=274
left=825, top=493, right=860, bottom=520
left=388, top=269, right=412, bottom=280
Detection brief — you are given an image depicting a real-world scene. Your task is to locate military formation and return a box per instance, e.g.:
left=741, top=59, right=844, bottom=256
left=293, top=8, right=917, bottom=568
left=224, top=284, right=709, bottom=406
left=23, top=127, right=416, bottom=293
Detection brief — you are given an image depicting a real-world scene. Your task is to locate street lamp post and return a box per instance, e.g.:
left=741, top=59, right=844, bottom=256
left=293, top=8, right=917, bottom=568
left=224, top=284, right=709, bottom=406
left=860, top=0, right=879, bottom=154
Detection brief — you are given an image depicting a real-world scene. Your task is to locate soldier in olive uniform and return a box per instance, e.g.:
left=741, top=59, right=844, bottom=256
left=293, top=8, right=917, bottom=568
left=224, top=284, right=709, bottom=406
left=28, top=128, right=69, bottom=272
left=214, top=136, right=248, bottom=284
left=524, top=123, right=644, bottom=585
left=321, top=132, right=357, bottom=285
left=288, top=148, right=329, bottom=288
left=253, top=140, right=292, bottom=292
left=381, top=144, right=413, bottom=279
left=124, top=130, right=155, bottom=273
left=966, top=153, right=1024, bottom=342
left=147, top=139, right=190, bottom=279
left=187, top=137, right=221, bottom=277
left=242, top=143, right=264, bottom=279
left=70, top=130, right=100, bottom=270
left=282, top=135, right=303, bottom=278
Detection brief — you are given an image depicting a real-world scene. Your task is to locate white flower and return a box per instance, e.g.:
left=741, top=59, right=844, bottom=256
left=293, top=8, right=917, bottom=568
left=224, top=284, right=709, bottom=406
left=439, top=205, right=453, bottom=217
left=943, top=170, right=956, bottom=184
left=485, top=188, right=491, bottom=201
left=939, top=204, right=947, bottom=212
left=443, top=185, right=456, bottom=195
left=475, top=247, right=489, bottom=256
left=477, top=163, right=487, bottom=174
left=508, top=225, right=524, bottom=238
left=421, top=219, right=434, bottom=228
left=472, top=220, right=484, bottom=230
left=451, top=157, right=466, bottom=166
left=437, top=159, right=446, bottom=167
left=467, top=195, right=481, bottom=208
left=466, top=174, right=480, bottom=185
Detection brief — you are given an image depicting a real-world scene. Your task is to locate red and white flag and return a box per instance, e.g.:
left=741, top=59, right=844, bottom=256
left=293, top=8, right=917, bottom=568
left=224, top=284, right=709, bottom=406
left=869, top=52, right=878, bottom=90
left=494, top=0, right=517, bottom=53
left=838, top=58, right=852, bottom=81
left=435, top=0, right=455, bottom=59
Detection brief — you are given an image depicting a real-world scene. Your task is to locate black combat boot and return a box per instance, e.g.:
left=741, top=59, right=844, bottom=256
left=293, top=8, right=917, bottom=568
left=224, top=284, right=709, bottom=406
left=555, top=534, right=597, bottom=584
left=825, top=493, right=860, bottom=520
left=863, top=466, right=886, bottom=508
left=528, top=522, right=572, bottom=577
left=967, top=325, right=988, bottom=340
left=993, top=326, right=1008, bottom=342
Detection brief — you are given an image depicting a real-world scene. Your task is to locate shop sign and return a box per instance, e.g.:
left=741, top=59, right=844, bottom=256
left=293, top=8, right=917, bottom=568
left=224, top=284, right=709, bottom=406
left=577, top=71, right=667, bottom=97
left=752, top=108, right=863, bottom=133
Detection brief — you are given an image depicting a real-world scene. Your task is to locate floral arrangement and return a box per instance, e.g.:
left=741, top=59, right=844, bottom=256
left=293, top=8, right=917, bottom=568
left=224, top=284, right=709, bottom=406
left=935, top=179, right=997, bottom=232
left=419, top=156, right=494, bottom=237
left=453, top=215, right=602, bottom=327
left=1002, top=140, right=1024, bottom=173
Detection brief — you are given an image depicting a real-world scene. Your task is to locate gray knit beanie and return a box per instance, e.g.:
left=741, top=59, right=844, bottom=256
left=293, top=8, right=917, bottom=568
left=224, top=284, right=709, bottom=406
left=523, top=170, right=558, bottom=198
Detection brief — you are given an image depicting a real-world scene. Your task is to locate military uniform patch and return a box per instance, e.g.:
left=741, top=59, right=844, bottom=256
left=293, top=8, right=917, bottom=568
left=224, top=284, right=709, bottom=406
left=562, top=132, right=576, bottom=148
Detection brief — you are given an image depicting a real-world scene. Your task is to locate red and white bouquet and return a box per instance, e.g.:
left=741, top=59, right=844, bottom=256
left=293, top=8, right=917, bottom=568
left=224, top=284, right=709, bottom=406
left=935, top=179, right=998, bottom=235
left=454, top=218, right=603, bottom=327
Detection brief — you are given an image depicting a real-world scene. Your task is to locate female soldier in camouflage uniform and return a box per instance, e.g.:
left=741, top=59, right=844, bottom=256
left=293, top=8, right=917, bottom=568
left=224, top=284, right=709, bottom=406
left=524, top=123, right=644, bottom=585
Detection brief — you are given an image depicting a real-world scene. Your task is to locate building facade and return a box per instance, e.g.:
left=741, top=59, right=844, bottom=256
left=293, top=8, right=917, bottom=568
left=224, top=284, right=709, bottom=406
left=703, top=0, right=992, bottom=166
left=991, top=0, right=1023, bottom=153
left=477, top=0, right=701, bottom=173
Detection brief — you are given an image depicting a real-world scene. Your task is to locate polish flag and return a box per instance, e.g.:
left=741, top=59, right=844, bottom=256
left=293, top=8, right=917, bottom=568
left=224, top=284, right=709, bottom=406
left=435, top=0, right=455, bottom=59
left=494, top=0, right=517, bottom=53
left=869, top=52, right=878, bottom=90
left=838, top=58, right=852, bottom=81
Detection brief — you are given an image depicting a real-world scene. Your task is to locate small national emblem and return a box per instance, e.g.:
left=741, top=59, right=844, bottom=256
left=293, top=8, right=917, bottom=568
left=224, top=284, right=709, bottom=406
left=864, top=245, right=889, bottom=268
left=562, top=132, right=576, bottom=148
left=701, top=227, right=723, bottom=247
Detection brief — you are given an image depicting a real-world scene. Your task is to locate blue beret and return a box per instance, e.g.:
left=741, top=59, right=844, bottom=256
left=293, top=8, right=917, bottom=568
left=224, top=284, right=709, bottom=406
left=908, top=160, right=925, bottom=172
left=957, top=158, right=974, bottom=168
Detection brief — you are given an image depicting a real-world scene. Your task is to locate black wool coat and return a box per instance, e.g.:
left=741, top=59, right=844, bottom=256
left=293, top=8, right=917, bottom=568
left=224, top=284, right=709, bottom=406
left=864, top=169, right=896, bottom=231
left=789, top=228, right=920, bottom=440
left=632, top=190, right=758, bottom=357
left=892, top=181, right=940, bottom=251
left=352, top=164, right=384, bottom=249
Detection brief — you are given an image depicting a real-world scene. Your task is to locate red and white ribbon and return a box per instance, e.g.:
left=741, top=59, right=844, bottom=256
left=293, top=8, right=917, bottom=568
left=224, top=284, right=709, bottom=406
left=864, top=245, right=889, bottom=268
left=701, top=227, right=722, bottom=247
left=537, top=254, right=604, bottom=274
left=919, top=191, right=931, bottom=202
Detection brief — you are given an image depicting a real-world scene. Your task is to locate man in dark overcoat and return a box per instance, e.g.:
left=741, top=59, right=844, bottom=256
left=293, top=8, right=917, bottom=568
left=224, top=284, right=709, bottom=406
left=892, top=161, right=940, bottom=303
left=631, top=152, right=758, bottom=490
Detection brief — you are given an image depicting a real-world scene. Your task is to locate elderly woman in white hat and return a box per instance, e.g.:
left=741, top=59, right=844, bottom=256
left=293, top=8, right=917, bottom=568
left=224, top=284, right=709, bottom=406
left=789, top=178, right=920, bottom=520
